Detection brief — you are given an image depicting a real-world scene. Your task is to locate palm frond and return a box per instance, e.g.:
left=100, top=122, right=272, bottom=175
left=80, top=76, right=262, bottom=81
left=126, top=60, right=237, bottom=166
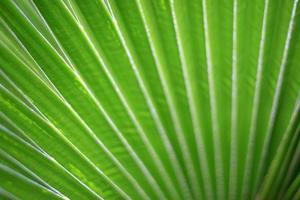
left=1, top=0, right=299, bottom=199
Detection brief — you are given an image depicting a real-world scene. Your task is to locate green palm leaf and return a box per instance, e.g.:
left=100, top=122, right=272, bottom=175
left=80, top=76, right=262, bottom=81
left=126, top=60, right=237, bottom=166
left=0, top=0, right=299, bottom=199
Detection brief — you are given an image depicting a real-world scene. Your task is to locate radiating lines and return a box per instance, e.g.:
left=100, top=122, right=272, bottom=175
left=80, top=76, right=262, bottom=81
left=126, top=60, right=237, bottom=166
left=0, top=18, right=64, bottom=99
left=201, top=0, right=225, bottom=199
left=0, top=163, right=67, bottom=200
left=257, top=93, right=300, bottom=199
left=0, top=111, right=45, bottom=152
left=4, top=0, right=173, bottom=199
left=0, top=5, right=143, bottom=199
left=242, top=0, right=270, bottom=198
left=134, top=0, right=201, bottom=199
left=169, top=0, right=213, bottom=199
left=277, top=125, right=300, bottom=198
left=1, top=37, right=137, bottom=199
left=255, top=0, right=300, bottom=195
left=1, top=84, right=133, bottom=200
left=0, top=132, right=67, bottom=199
left=1, top=0, right=300, bottom=199
left=4, top=1, right=168, bottom=199
left=50, top=1, right=172, bottom=198
left=102, top=0, right=186, bottom=198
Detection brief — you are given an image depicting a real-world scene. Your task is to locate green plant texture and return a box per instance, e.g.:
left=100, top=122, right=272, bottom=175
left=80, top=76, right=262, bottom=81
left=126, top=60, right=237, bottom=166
left=0, top=0, right=300, bottom=199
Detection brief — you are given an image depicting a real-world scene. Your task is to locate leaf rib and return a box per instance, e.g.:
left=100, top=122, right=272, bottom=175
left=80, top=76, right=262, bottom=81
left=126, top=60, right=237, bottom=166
left=229, top=0, right=239, bottom=199
left=255, top=0, right=300, bottom=195
left=201, top=0, right=226, bottom=198
left=133, top=0, right=199, bottom=199
left=169, top=0, right=214, bottom=198
left=242, top=0, right=270, bottom=197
